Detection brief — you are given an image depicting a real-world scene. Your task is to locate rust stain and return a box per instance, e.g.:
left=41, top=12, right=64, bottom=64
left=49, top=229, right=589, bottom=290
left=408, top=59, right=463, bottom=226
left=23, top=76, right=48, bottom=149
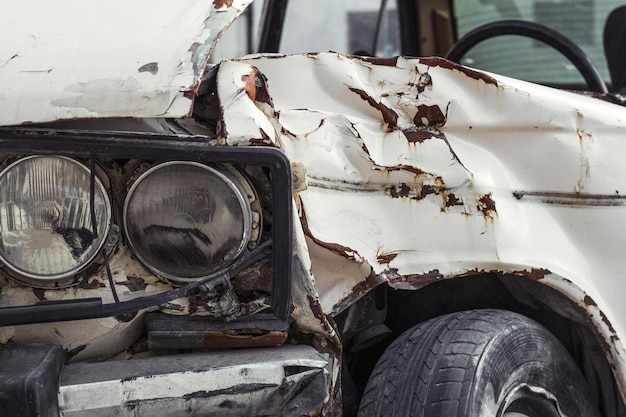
left=387, top=268, right=445, bottom=289
left=183, top=87, right=196, bottom=100
left=387, top=182, right=446, bottom=202
left=388, top=183, right=411, bottom=198
left=359, top=56, right=399, bottom=67
left=349, top=87, right=398, bottom=129
left=201, top=330, right=287, bottom=348
left=380, top=166, right=451, bottom=204
left=515, top=268, right=551, bottom=281
left=307, top=295, right=331, bottom=333
left=459, top=267, right=551, bottom=281
left=213, top=0, right=233, bottom=8
left=118, top=276, right=148, bottom=292
left=307, top=295, right=343, bottom=356
left=253, top=70, right=272, bottom=106
left=402, top=129, right=444, bottom=143
left=408, top=65, right=434, bottom=94
left=444, top=193, right=462, bottom=208
left=377, top=253, right=398, bottom=265
left=413, top=104, right=446, bottom=128
left=419, top=56, right=498, bottom=86
left=241, top=68, right=273, bottom=106
left=241, top=74, right=256, bottom=102
left=415, top=71, right=433, bottom=94
left=584, top=295, right=598, bottom=306
left=477, top=193, right=497, bottom=218
left=331, top=270, right=385, bottom=314
left=379, top=164, right=426, bottom=177
left=599, top=310, right=617, bottom=335
left=420, top=184, right=438, bottom=199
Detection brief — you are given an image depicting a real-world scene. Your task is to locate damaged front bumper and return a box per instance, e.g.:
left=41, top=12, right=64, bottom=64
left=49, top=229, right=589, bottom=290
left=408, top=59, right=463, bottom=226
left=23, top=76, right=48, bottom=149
left=1, top=342, right=329, bottom=416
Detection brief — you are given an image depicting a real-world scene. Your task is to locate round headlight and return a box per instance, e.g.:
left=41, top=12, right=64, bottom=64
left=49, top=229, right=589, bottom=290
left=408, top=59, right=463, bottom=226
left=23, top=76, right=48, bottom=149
left=123, top=162, right=253, bottom=284
left=0, top=156, right=112, bottom=286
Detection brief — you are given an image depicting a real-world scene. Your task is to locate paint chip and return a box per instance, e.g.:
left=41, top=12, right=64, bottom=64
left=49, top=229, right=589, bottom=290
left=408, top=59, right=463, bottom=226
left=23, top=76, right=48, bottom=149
left=138, top=62, right=159, bottom=75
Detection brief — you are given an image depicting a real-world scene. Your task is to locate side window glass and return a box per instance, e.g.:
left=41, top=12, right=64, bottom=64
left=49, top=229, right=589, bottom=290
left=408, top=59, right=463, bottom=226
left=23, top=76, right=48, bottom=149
left=373, top=0, right=401, bottom=57
left=280, top=0, right=399, bottom=56
left=452, top=0, right=624, bottom=87
left=211, top=0, right=401, bottom=61
left=210, top=1, right=266, bottom=63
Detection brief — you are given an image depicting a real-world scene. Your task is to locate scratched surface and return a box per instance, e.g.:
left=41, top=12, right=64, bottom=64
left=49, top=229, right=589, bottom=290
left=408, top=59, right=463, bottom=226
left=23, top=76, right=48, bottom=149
left=217, top=52, right=626, bottom=391
left=2, top=12, right=626, bottom=400
left=0, top=0, right=251, bottom=125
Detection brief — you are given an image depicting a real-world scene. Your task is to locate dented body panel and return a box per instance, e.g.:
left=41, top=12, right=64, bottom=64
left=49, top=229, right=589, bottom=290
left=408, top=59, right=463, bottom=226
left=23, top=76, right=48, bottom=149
left=217, top=52, right=626, bottom=394
left=2, top=1, right=626, bottom=414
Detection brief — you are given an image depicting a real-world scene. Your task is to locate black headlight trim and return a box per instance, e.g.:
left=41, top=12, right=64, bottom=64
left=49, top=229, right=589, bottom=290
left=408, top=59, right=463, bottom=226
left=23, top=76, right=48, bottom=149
left=0, top=128, right=293, bottom=324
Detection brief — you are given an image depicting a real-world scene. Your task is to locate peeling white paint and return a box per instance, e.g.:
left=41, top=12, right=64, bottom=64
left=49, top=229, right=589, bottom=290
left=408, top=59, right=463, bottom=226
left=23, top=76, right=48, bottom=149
left=217, top=52, right=626, bottom=396
left=0, top=0, right=251, bottom=125
left=2, top=2, right=626, bottom=407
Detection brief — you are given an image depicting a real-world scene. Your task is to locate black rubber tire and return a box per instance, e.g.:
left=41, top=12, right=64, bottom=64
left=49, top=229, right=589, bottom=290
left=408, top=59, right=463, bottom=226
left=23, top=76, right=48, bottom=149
left=445, top=20, right=607, bottom=93
left=357, top=309, right=601, bottom=417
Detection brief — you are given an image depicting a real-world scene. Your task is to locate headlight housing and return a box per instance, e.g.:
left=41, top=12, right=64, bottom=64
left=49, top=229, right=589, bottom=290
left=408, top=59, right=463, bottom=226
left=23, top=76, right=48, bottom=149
left=0, top=155, right=112, bottom=287
left=0, top=127, right=293, bottom=325
left=124, top=161, right=254, bottom=284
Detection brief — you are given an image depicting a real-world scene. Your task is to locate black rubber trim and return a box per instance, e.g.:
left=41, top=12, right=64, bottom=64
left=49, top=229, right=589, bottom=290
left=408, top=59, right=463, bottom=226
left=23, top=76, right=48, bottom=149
left=257, top=0, right=289, bottom=53
left=0, top=343, right=64, bottom=417
left=0, top=128, right=293, bottom=324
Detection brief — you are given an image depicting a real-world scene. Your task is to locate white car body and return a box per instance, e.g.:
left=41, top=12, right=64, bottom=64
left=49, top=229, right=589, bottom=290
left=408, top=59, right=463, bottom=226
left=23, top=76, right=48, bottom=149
left=1, top=1, right=625, bottom=415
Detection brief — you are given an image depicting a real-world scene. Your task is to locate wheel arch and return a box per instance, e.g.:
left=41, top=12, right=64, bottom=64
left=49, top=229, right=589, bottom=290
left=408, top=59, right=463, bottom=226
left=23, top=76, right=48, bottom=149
left=339, top=270, right=626, bottom=416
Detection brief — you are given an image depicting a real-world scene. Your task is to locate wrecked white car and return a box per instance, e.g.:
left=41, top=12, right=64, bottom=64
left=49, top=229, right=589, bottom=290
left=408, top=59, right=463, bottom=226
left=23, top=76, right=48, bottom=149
left=2, top=0, right=626, bottom=416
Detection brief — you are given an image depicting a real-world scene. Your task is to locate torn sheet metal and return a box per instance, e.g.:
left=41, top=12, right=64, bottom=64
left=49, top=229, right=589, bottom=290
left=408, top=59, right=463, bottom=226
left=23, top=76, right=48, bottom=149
left=0, top=0, right=250, bottom=125
left=216, top=52, right=626, bottom=393
left=59, top=344, right=329, bottom=417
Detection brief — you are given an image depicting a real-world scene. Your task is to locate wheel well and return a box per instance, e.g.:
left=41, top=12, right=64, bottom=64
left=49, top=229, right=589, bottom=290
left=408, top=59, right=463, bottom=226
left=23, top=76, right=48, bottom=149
left=338, top=273, right=626, bottom=417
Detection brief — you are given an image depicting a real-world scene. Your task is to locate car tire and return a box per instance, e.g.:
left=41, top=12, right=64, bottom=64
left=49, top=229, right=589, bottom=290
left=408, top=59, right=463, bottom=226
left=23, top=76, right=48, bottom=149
left=357, top=309, right=600, bottom=417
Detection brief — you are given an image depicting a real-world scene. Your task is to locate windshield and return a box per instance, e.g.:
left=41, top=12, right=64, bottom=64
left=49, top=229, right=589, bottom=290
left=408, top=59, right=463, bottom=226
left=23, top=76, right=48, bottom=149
left=453, top=0, right=623, bottom=88
left=279, top=0, right=400, bottom=56
left=212, top=0, right=620, bottom=90
left=211, top=0, right=400, bottom=60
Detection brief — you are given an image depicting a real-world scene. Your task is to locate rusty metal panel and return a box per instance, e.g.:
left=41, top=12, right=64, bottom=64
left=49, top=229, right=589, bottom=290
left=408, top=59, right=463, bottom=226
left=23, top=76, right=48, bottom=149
left=0, top=0, right=251, bottom=126
left=217, top=52, right=626, bottom=394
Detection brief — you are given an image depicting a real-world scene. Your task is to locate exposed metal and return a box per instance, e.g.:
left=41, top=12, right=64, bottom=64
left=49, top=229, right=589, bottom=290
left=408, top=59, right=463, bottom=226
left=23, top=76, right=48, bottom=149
left=2, top=1, right=626, bottom=414
left=57, top=344, right=329, bottom=416
left=146, top=313, right=289, bottom=350
left=216, top=52, right=626, bottom=396
left=0, top=129, right=293, bottom=326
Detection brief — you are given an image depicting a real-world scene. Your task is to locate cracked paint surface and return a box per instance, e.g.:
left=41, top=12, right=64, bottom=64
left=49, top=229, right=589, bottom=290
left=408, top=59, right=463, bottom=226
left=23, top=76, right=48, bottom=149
left=2, top=6, right=626, bottom=404
left=0, top=0, right=251, bottom=125
left=216, top=52, right=626, bottom=392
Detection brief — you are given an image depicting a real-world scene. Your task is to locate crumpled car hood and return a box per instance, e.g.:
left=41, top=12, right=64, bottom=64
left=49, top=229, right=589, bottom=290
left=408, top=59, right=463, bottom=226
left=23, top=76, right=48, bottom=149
left=215, top=53, right=626, bottom=390
left=0, top=0, right=250, bottom=126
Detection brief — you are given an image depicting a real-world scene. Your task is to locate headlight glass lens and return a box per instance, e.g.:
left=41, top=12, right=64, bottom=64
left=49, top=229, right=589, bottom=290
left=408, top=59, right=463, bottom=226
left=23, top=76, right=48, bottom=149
left=124, top=162, right=252, bottom=283
left=0, top=156, right=112, bottom=284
